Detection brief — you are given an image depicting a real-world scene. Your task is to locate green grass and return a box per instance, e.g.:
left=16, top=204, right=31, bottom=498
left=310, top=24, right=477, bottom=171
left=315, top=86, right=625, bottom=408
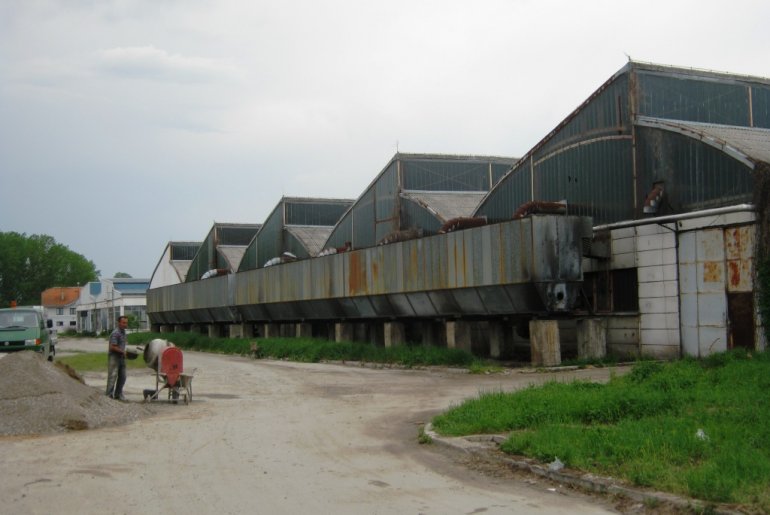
left=127, top=331, right=480, bottom=368
left=431, top=350, right=770, bottom=511
left=56, top=352, right=148, bottom=372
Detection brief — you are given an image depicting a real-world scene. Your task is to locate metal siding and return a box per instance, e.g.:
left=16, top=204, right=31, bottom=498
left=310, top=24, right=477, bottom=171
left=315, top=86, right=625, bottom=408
left=400, top=200, right=443, bottom=235
left=375, top=163, right=398, bottom=235
left=638, top=72, right=750, bottom=126
left=256, top=210, right=284, bottom=268
left=534, top=139, right=633, bottom=225
left=238, top=239, right=258, bottom=271
left=752, top=85, right=770, bottom=128
left=324, top=214, right=353, bottom=250
left=285, top=201, right=351, bottom=226
left=545, top=76, right=630, bottom=151
left=475, top=164, right=531, bottom=222
left=636, top=127, right=753, bottom=212
left=402, top=159, right=491, bottom=191
left=154, top=216, right=589, bottom=322
left=353, top=189, right=376, bottom=248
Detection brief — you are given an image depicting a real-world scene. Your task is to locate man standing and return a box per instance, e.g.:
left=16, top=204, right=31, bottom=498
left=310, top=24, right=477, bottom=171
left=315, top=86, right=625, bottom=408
left=106, top=315, right=128, bottom=400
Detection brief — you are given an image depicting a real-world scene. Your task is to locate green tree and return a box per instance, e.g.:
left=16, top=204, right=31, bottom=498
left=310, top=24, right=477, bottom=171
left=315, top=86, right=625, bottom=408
left=114, top=272, right=133, bottom=278
left=0, top=232, right=99, bottom=307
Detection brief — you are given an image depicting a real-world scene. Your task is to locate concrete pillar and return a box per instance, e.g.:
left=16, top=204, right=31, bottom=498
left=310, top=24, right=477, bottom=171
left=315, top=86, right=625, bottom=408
left=263, top=323, right=281, bottom=338
left=335, top=322, right=354, bottom=342
left=577, top=318, right=607, bottom=360
left=207, top=324, right=222, bottom=338
left=160, top=325, right=172, bottom=334
left=530, top=319, right=561, bottom=366
left=151, top=323, right=161, bottom=333
left=241, top=323, right=254, bottom=338
left=489, top=320, right=512, bottom=359
left=173, top=324, right=187, bottom=333
left=228, top=324, right=243, bottom=338
left=296, top=323, right=312, bottom=338
left=446, top=320, right=472, bottom=352
left=383, top=322, right=405, bottom=347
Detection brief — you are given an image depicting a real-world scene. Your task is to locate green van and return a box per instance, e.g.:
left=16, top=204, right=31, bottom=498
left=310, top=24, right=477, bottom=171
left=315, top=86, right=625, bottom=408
left=0, top=306, right=56, bottom=361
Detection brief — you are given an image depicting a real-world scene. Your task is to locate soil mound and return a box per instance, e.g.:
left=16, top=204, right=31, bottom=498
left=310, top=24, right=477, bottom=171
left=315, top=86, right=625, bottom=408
left=0, top=352, right=151, bottom=436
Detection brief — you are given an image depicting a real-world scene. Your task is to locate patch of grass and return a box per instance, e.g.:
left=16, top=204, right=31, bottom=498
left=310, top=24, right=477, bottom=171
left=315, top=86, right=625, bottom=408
left=56, top=353, right=147, bottom=373
left=128, top=332, right=479, bottom=368
left=431, top=350, right=770, bottom=511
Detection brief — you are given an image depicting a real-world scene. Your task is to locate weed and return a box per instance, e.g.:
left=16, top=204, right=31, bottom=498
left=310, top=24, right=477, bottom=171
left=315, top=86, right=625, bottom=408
left=431, top=351, right=770, bottom=510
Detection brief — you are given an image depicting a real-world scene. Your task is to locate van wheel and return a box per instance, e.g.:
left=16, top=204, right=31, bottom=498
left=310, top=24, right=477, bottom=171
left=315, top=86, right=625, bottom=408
left=48, top=347, right=55, bottom=362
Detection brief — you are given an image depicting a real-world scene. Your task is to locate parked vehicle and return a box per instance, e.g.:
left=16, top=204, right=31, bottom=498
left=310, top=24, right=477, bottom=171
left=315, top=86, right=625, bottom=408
left=0, top=306, right=57, bottom=361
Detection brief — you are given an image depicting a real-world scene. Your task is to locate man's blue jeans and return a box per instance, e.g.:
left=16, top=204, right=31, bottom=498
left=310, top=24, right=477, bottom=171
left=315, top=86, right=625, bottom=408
left=106, top=353, right=126, bottom=399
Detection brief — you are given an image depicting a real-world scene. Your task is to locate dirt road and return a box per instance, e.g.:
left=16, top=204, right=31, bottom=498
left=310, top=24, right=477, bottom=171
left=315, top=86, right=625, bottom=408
left=0, top=338, right=622, bottom=514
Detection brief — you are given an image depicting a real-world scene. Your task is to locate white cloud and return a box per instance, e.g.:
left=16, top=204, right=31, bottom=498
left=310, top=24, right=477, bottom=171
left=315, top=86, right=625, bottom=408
left=95, top=45, right=241, bottom=83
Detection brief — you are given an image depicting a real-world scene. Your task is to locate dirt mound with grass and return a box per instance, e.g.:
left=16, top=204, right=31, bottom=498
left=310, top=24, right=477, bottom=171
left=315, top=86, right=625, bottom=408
left=0, top=352, right=152, bottom=436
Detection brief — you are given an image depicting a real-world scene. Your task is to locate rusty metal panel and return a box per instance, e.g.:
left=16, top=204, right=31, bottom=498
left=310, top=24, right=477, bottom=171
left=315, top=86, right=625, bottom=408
left=725, top=225, right=754, bottom=292
left=347, top=251, right=368, bottom=296
left=151, top=215, right=591, bottom=323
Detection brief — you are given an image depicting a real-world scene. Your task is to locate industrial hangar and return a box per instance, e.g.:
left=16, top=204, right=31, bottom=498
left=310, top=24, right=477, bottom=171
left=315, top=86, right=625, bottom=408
left=148, top=61, right=770, bottom=364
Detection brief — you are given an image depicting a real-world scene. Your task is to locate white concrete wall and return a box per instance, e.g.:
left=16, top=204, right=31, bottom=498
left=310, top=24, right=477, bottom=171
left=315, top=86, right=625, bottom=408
left=635, top=223, right=680, bottom=359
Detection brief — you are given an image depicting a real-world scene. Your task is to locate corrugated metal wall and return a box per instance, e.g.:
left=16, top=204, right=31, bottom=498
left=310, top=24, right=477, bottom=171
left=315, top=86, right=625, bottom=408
left=186, top=231, right=216, bottom=283
left=325, top=156, right=512, bottom=251
left=477, top=75, right=632, bottom=223
left=477, top=65, right=767, bottom=226
left=635, top=127, right=753, bottom=211
left=637, top=72, right=750, bottom=125
left=752, top=86, right=770, bottom=128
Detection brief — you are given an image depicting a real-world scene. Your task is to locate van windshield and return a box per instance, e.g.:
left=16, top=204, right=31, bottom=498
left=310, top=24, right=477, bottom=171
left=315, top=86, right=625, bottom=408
left=0, top=312, right=38, bottom=329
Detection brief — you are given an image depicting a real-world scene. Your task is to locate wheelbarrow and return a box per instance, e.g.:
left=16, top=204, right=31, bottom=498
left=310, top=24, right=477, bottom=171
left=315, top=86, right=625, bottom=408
left=141, top=342, right=194, bottom=404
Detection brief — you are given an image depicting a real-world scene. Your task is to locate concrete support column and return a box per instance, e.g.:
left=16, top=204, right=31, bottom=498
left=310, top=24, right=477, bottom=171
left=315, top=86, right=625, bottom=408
left=207, top=324, right=221, bottom=339
left=150, top=323, right=161, bottom=333
left=489, top=320, right=512, bottom=359
left=296, top=323, right=312, bottom=338
left=241, top=323, right=254, bottom=338
left=263, top=323, right=280, bottom=338
left=530, top=319, right=561, bottom=366
left=173, top=324, right=189, bottom=333
left=383, top=322, right=405, bottom=347
left=577, top=318, right=607, bottom=360
left=228, top=324, right=243, bottom=339
left=446, top=320, right=472, bottom=352
left=160, top=325, right=172, bottom=334
left=190, top=324, right=203, bottom=334
left=335, top=322, right=354, bottom=342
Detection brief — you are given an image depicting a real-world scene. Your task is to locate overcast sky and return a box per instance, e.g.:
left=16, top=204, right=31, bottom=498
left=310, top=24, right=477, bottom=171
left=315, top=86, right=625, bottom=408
left=1, top=0, right=768, bottom=279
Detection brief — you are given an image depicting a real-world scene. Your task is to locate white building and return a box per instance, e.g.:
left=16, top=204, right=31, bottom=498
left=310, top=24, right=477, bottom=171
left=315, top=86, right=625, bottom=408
left=76, top=278, right=150, bottom=334
left=149, top=241, right=201, bottom=289
left=40, top=286, right=80, bottom=332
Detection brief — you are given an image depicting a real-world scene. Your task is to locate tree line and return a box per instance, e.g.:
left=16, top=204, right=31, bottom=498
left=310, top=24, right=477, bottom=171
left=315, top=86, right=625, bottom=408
left=0, top=231, right=99, bottom=307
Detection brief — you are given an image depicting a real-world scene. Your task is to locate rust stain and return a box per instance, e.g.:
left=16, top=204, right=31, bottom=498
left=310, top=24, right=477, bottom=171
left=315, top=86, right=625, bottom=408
left=348, top=252, right=367, bottom=295
left=725, top=227, right=741, bottom=260
left=702, top=261, right=723, bottom=283
left=728, top=260, right=741, bottom=288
